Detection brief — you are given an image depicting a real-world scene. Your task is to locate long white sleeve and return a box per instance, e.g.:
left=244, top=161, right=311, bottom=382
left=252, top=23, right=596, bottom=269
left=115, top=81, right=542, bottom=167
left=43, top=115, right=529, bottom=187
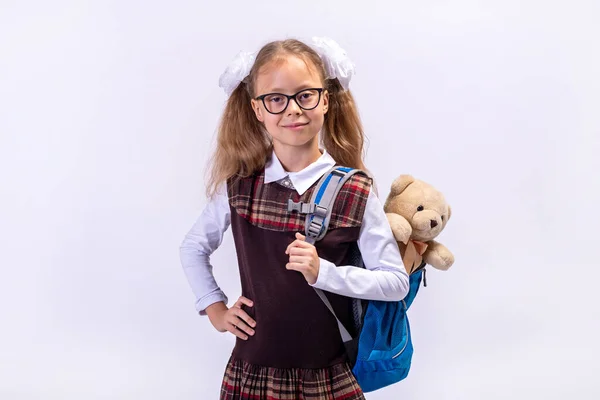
left=310, top=189, right=410, bottom=302
left=179, top=182, right=231, bottom=315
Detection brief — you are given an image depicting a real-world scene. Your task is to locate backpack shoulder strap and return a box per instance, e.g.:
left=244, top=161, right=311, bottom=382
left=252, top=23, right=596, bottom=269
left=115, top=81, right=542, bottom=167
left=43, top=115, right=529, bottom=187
left=299, top=166, right=368, bottom=244
left=287, top=166, right=372, bottom=343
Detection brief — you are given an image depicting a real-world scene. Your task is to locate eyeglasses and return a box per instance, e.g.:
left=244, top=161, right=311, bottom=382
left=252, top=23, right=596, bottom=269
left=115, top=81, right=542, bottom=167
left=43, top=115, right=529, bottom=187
left=255, top=88, right=324, bottom=115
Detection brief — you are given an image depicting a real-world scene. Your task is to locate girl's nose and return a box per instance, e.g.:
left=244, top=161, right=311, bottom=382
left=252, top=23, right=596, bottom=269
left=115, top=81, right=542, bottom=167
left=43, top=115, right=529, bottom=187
left=286, top=99, right=303, bottom=115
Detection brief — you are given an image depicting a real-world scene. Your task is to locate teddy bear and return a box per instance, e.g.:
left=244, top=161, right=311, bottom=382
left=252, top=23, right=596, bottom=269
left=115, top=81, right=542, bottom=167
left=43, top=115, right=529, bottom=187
left=383, top=174, right=454, bottom=275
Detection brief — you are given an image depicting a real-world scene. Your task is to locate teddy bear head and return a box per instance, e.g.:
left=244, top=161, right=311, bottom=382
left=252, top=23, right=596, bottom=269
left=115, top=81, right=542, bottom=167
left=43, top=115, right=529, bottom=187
left=383, top=174, right=451, bottom=242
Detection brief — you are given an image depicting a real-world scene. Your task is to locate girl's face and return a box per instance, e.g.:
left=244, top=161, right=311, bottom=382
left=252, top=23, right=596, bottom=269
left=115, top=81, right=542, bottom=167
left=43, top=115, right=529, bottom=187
left=251, top=55, right=329, bottom=153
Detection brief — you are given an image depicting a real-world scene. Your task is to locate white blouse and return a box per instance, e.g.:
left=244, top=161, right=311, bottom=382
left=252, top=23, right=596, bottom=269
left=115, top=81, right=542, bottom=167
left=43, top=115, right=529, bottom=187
left=180, top=150, right=410, bottom=315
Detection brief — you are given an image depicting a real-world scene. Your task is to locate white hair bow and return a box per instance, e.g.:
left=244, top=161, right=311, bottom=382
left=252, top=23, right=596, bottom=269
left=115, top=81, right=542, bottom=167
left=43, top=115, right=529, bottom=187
left=218, top=50, right=257, bottom=97
left=309, top=36, right=355, bottom=91
left=218, top=37, right=356, bottom=97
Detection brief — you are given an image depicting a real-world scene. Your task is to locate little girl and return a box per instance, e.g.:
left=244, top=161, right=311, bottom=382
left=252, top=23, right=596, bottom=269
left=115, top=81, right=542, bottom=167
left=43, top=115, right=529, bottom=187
left=180, top=37, right=409, bottom=399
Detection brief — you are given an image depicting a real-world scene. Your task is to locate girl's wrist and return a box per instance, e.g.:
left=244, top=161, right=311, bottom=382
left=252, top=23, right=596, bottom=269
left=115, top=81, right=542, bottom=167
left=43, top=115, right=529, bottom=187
left=205, top=301, right=228, bottom=326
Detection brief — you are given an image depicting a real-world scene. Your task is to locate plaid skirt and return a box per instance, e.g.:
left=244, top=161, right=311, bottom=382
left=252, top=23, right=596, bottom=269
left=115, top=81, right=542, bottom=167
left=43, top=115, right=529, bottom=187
left=220, top=356, right=365, bottom=400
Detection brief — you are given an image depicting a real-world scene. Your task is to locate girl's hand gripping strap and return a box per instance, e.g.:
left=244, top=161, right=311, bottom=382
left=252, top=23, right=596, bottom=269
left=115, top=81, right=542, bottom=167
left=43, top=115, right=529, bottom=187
left=287, top=166, right=371, bottom=344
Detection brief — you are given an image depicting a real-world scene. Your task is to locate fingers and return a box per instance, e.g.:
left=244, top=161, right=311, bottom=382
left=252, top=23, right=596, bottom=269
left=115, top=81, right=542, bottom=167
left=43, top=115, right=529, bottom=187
left=290, top=239, right=312, bottom=249
left=228, top=322, right=252, bottom=340
left=285, top=240, right=298, bottom=254
left=233, top=307, right=256, bottom=329
left=227, top=296, right=256, bottom=340
left=288, top=255, right=310, bottom=264
left=286, top=262, right=308, bottom=272
left=233, top=296, right=254, bottom=309
left=229, top=319, right=255, bottom=339
left=285, top=235, right=313, bottom=254
left=287, top=247, right=312, bottom=257
left=227, top=309, right=256, bottom=340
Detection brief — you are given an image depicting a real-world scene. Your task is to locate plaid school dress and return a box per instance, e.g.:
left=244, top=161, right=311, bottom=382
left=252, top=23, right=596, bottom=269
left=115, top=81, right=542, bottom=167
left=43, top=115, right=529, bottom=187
left=219, top=168, right=371, bottom=399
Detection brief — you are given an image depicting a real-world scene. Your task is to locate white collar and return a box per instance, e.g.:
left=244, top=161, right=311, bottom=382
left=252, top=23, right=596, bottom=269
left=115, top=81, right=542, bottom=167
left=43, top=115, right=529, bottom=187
left=264, top=149, right=336, bottom=195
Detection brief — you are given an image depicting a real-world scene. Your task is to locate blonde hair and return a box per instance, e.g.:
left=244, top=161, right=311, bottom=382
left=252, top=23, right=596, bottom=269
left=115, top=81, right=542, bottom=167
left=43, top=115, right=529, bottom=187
left=205, top=38, right=368, bottom=198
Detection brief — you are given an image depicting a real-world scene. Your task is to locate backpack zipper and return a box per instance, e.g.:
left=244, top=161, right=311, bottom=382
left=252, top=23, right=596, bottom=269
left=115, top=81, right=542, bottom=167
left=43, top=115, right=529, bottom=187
left=392, top=264, right=427, bottom=359
left=392, top=300, right=409, bottom=359
left=411, top=262, right=427, bottom=287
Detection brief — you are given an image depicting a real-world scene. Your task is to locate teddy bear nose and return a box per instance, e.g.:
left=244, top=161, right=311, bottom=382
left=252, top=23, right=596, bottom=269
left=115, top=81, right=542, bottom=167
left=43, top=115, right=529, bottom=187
left=430, top=219, right=438, bottom=228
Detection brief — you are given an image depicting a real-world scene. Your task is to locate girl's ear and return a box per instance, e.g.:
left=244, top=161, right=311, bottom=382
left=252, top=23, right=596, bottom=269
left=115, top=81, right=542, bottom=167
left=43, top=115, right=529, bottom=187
left=251, top=99, right=264, bottom=122
left=322, top=89, right=329, bottom=114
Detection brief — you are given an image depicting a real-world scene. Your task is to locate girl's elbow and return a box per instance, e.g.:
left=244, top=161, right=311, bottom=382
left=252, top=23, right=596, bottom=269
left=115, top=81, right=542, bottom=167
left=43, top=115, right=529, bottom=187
left=375, top=267, right=410, bottom=302
left=391, top=273, right=410, bottom=302
left=179, top=241, right=194, bottom=261
left=400, top=275, right=410, bottom=301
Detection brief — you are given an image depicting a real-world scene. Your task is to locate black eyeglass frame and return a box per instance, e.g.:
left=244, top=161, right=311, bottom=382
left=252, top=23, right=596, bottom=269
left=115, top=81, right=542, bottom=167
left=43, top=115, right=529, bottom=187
left=254, top=88, right=325, bottom=115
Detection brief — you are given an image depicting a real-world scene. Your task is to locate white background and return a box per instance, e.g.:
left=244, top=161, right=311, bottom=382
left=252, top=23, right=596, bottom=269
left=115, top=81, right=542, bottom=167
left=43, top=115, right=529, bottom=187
left=1, top=1, right=599, bottom=399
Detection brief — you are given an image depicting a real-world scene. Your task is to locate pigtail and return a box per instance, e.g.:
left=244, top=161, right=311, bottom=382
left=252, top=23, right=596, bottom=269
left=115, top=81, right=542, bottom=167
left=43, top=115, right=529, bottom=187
left=322, top=79, right=367, bottom=171
left=205, top=82, right=272, bottom=198
left=321, top=79, right=380, bottom=196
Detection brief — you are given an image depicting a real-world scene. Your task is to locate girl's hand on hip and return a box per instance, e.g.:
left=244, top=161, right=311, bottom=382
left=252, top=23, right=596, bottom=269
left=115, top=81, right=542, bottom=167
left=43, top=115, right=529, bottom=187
left=206, top=296, right=256, bottom=340
left=285, top=232, right=320, bottom=285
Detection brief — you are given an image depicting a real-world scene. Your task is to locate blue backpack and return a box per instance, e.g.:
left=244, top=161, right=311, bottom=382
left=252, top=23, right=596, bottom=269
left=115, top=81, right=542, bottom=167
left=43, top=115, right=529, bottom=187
left=287, top=166, right=426, bottom=393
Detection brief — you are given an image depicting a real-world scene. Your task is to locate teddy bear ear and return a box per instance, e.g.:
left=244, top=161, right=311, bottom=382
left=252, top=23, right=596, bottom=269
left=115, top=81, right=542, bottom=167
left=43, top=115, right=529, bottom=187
left=390, top=174, right=415, bottom=196
left=447, top=205, right=452, bottom=221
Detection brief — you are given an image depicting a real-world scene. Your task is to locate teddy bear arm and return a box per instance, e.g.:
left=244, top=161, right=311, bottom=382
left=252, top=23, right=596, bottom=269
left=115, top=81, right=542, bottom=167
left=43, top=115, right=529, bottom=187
left=385, top=213, right=412, bottom=244
left=423, top=240, right=454, bottom=270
